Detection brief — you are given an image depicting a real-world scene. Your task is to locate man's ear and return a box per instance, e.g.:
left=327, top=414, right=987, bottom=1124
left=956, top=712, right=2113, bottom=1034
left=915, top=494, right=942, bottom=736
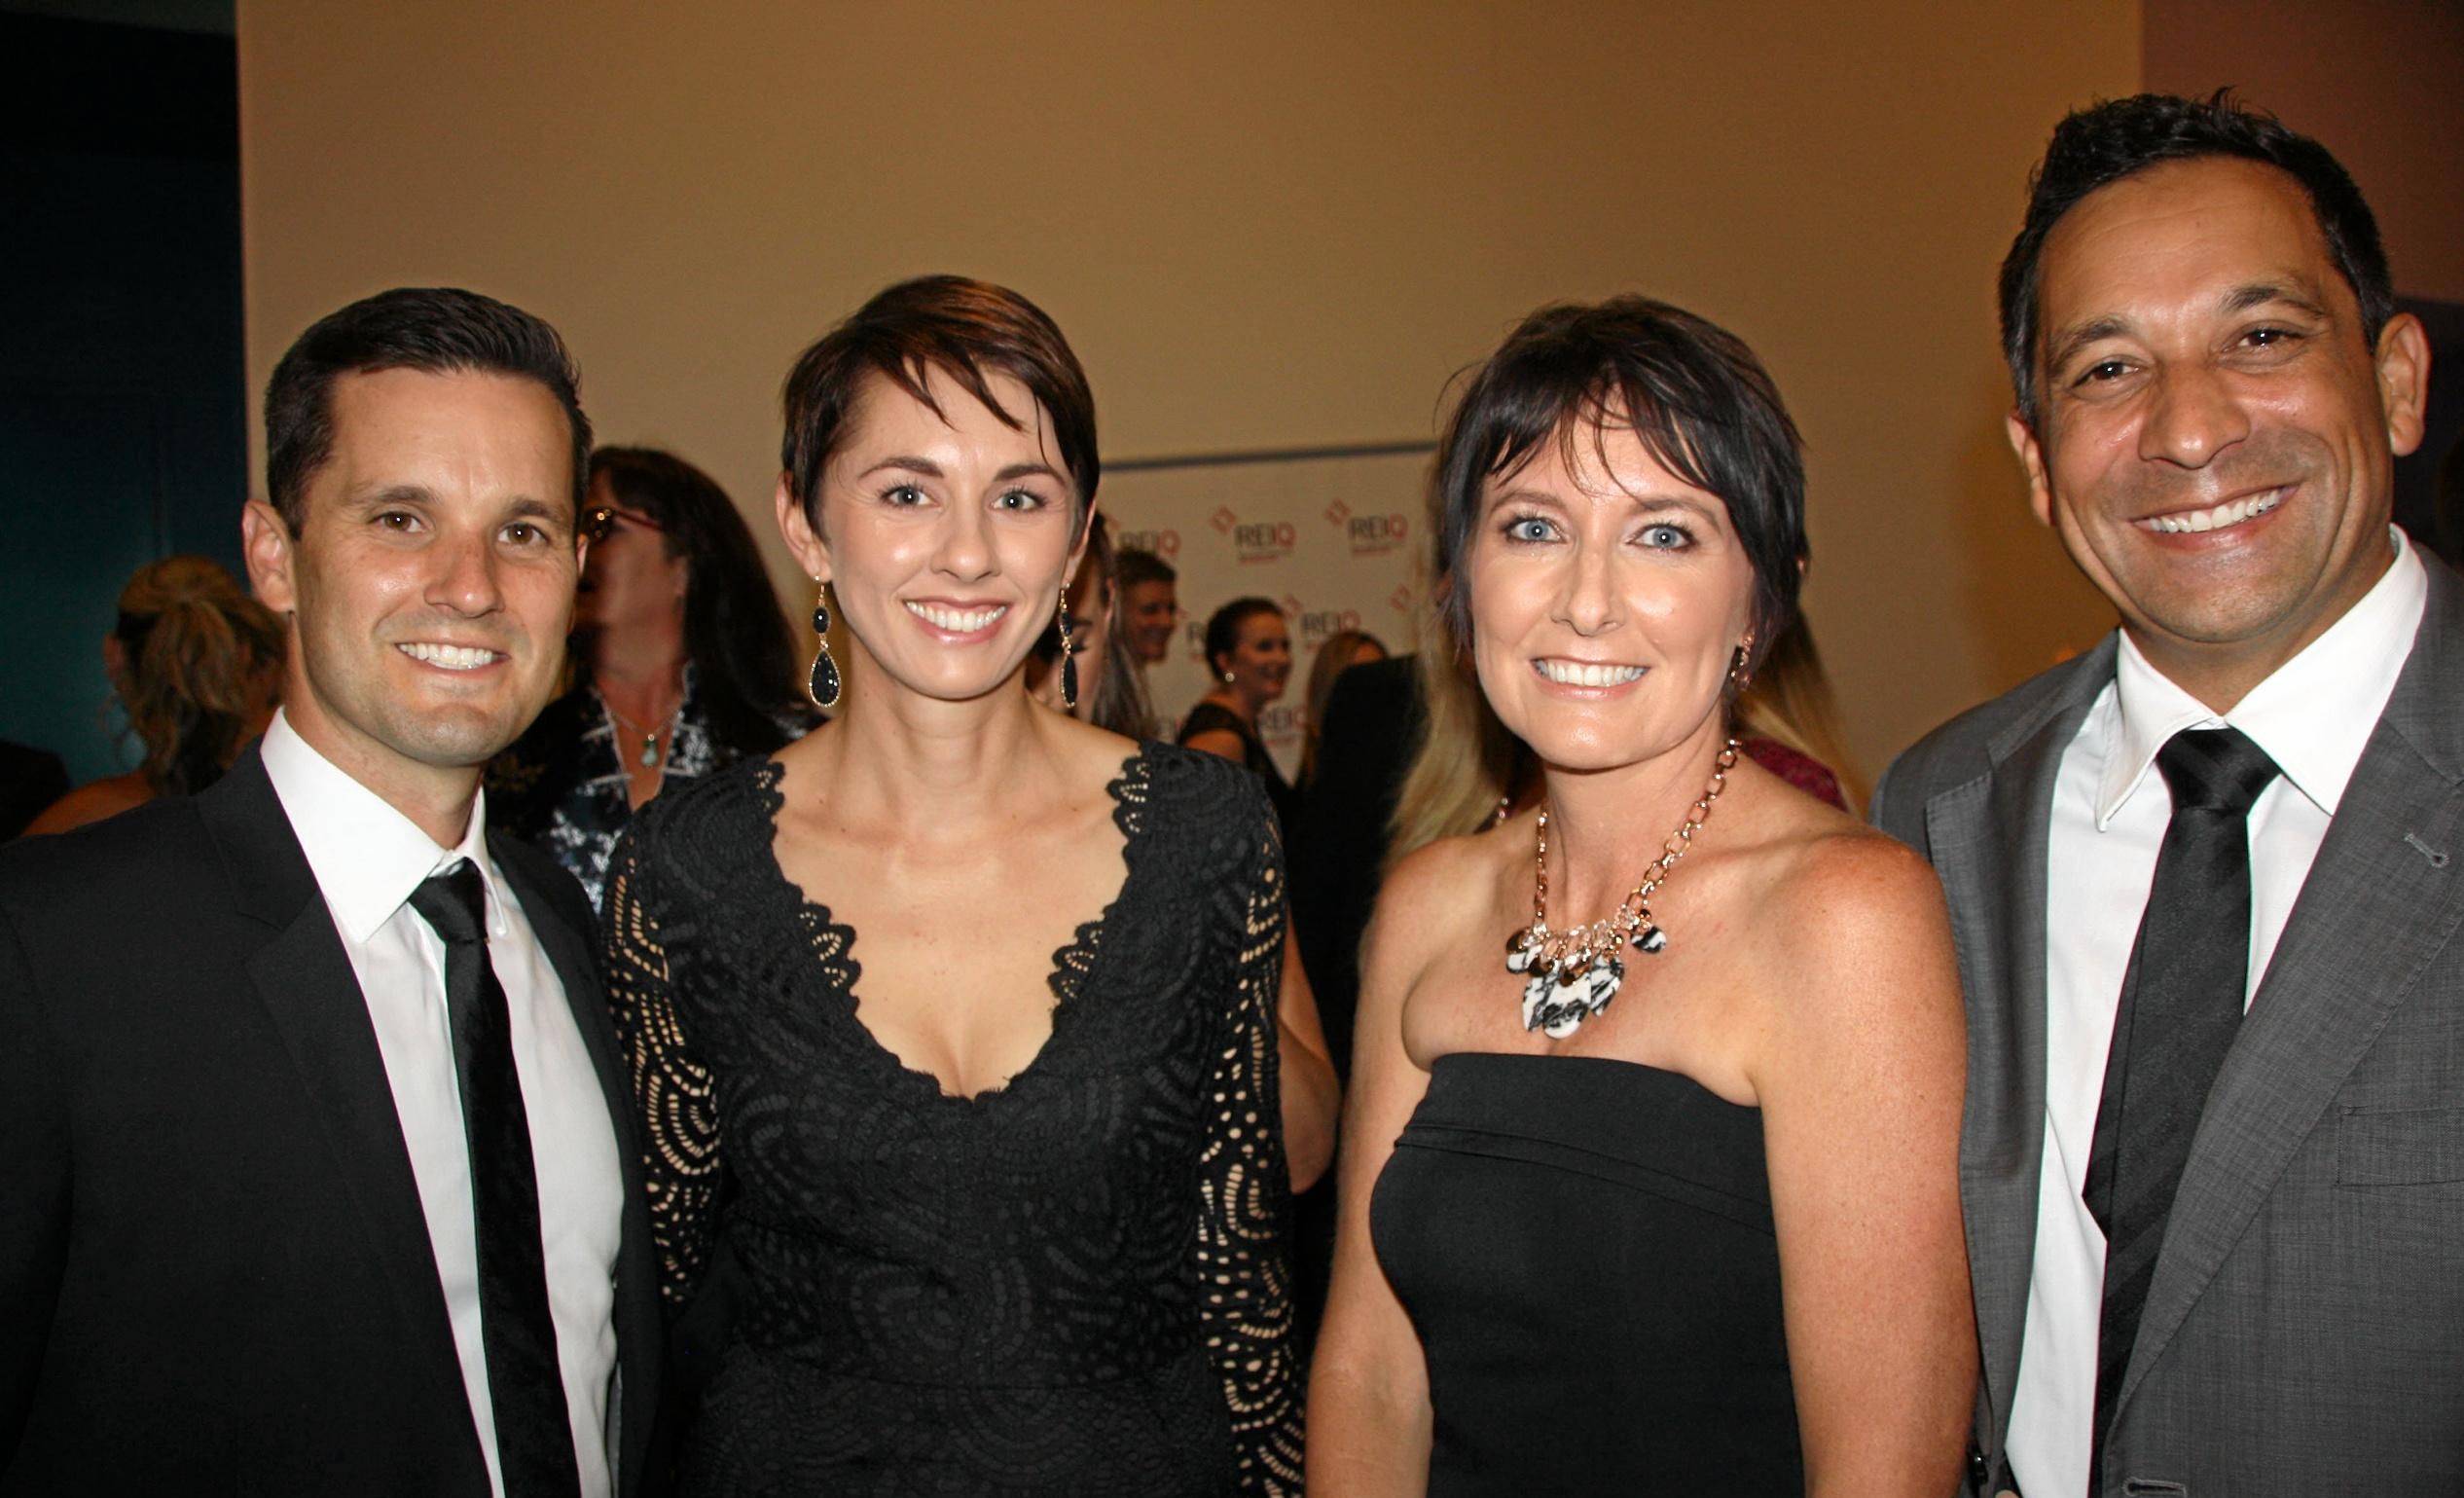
left=2375, top=311, right=2431, bottom=458
left=2006, top=410, right=2056, bottom=529
left=776, top=471, right=830, bottom=585
left=242, top=499, right=299, bottom=613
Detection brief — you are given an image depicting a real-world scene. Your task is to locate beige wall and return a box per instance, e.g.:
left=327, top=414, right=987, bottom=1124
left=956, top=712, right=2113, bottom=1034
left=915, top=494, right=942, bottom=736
left=239, top=0, right=2138, bottom=776
left=2145, top=0, right=2464, bottom=305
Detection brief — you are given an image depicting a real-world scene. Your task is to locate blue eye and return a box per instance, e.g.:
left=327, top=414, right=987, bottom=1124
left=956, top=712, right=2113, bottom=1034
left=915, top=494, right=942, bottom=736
left=1503, top=515, right=1555, bottom=543
left=1639, top=523, right=1692, bottom=549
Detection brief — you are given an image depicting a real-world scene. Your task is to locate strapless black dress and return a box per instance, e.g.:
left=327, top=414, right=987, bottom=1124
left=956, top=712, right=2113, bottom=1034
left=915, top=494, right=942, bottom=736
left=1370, top=1052, right=1802, bottom=1496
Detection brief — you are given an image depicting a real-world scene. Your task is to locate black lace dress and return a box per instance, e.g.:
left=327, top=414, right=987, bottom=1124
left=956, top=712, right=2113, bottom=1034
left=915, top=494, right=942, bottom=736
left=603, top=744, right=1304, bottom=1496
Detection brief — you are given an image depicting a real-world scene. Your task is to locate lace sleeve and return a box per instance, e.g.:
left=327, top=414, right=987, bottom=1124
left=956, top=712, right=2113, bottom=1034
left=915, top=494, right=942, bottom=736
left=602, top=826, right=721, bottom=1307
left=1198, top=812, right=1305, bottom=1494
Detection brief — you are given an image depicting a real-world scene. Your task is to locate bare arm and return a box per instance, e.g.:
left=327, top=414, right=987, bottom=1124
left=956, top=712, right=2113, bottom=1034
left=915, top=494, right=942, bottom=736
left=1306, top=848, right=1448, bottom=1496
left=1756, top=834, right=1975, bottom=1496
left=1278, top=931, right=1340, bottom=1192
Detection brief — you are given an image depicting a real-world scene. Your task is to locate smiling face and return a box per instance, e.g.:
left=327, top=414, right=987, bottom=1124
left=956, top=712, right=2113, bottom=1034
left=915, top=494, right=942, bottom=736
left=245, top=366, right=582, bottom=811
left=1124, top=578, right=1178, bottom=663
left=779, top=366, right=1083, bottom=707
left=1468, top=420, right=1757, bottom=774
left=2012, top=156, right=2428, bottom=708
left=1214, top=609, right=1292, bottom=712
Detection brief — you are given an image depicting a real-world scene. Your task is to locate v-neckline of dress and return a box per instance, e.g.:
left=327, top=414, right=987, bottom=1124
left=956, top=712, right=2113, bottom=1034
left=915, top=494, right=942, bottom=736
left=751, top=742, right=1155, bottom=1106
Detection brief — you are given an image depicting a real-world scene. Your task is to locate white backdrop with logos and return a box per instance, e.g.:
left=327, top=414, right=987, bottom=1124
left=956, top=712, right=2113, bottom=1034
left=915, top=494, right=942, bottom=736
left=1105, top=446, right=1431, bottom=779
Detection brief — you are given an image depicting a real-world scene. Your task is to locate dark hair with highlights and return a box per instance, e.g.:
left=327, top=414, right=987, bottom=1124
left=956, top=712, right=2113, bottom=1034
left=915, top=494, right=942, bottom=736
left=264, top=286, right=591, bottom=532
left=779, top=275, right=1098, bottom=530
left=2000, top=90, right=2393, bottom=431
left=587, top=447, right=805, bottom=755
left=1432, top=295, right=1805, bottom=672
left=1115, top=547, right=1177, bottom=590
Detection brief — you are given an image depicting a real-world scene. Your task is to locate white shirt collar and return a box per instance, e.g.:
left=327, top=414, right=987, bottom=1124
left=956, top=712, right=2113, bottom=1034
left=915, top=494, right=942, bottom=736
left=259, top=710, right=508, bottom=944
left=2097, top=526, right=2428, bottom=828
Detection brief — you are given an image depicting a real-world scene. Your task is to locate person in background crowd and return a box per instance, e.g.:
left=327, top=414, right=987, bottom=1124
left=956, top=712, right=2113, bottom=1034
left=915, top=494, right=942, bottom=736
left=1116, top=545, right=1178, bottom=665
left=1312, top=295, right=1972, bottom=1495
left=1029, top=512, right=1155, bottom=738
left=1876, top=92, right=2459, bottom=1496
left=1297, top=628, right=1388, bottom=789
left=1178, top=596, right=1298, bottom=829
left=23, top=554, right=284, bottom=836
left=1732, top=613, right=1863, bottom=814
left=601, top=275, right=1302, bottom=1494
left=0, top=286, right=661, bottom=1495
left=489, top=444, right=814, bottom=910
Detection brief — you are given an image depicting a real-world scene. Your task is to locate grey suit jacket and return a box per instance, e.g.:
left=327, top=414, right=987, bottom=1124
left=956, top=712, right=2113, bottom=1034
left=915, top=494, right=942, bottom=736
left=1875, top=558, right=2464, bottom=1497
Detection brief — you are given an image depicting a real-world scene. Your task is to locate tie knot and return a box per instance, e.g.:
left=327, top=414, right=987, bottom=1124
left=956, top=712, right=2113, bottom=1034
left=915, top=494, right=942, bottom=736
left=2156, top=726, right=2280, bottom=815
left=408, top=859, right=488, bottom=946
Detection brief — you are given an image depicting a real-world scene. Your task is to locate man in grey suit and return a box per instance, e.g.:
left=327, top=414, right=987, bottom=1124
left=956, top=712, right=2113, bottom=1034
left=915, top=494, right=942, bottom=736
left=1876, top=94, right=2455, bottom=1495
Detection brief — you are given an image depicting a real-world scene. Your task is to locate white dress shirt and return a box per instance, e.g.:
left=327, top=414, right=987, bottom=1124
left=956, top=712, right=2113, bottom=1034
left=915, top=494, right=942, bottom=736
left=2008, top=530, right=2428, bottom=1494
left=260, top=712, right=624, bottom=1498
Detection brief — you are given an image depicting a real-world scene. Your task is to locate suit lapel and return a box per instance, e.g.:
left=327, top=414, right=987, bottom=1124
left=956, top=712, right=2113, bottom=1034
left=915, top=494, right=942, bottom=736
left=199, top=751, right=474, bottom=1420
left=2122, top=565, right=2464, bottom=1412
left=1926, top=639, right=2116, bottom=1447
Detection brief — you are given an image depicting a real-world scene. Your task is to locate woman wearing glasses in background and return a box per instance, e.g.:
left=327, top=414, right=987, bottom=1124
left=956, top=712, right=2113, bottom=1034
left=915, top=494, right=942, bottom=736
left=489, top=445, right=816, bottom=909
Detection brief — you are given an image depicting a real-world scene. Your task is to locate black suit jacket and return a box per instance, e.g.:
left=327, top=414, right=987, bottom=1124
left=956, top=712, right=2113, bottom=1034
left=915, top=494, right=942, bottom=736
left=0, top=748, right=661, bottom=1496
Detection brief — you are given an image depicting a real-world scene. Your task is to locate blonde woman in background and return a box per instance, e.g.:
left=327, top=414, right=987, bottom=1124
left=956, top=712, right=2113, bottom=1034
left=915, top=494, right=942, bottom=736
left=25, top=555, right=283, bottom=836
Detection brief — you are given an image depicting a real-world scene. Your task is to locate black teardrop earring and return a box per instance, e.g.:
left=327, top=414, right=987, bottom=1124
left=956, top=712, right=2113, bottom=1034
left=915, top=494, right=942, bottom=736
left=1058, top=603, right=1079, bottom=711
left=808, top=584, right=842, bottom=709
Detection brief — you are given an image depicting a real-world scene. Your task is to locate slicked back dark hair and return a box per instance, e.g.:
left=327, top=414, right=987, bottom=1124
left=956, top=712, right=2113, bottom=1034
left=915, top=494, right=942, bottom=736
left=1433, top=295, right=1805, bottom=670
left=1203, top=597, right=1286, bottom=680
left=589, top=446, right=805, bottom=755
left=780, top=274, right=1098, bottom=530
left=2001, top=90, right=2394, bottom=431
left=265, top=286, right=591, bottom=532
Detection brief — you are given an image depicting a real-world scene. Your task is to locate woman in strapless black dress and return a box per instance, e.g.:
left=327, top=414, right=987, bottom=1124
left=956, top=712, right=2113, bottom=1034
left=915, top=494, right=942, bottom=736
left=1308, top=298, right=1974, bottom=1495
left=605, top=277, right=1302, bottom=1495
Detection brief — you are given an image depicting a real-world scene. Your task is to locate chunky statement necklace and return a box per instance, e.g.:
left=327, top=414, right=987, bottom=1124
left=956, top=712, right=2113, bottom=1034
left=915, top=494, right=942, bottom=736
left=1504, top=739, right=1738, bottom=1038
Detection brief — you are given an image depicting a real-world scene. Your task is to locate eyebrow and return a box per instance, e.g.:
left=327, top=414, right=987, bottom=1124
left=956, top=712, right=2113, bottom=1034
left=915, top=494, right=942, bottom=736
left=349, top=485, right=564, bottom=523
left=2044, top=280, right=2336, bottom=374
left=856, top=457, right=1066, bottom=486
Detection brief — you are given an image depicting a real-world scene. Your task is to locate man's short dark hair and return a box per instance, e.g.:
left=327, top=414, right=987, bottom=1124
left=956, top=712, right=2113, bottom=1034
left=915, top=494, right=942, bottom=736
left=2001, top=91, right=2393, bottom=431
left=1115, top=547, right=1176, bottom=590
left=264, top=287, right=591, bottom=533
left=779, top=275, right=1099, bottom=532
left=1432, top=295, right=1806, bottom=671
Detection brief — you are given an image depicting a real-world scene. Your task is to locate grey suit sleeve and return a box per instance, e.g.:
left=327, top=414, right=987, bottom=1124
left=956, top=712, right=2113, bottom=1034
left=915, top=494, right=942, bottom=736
left=1869, top=753, right=1927, bottom=854
left=0, top=895, right=67, bottom=1459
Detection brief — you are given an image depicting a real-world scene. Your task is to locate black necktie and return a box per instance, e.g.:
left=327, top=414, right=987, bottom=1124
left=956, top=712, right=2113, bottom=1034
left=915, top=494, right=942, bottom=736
left=2083, top=726, right=2280, bottom=1483
left=409, top=860, right=583, bottom=1498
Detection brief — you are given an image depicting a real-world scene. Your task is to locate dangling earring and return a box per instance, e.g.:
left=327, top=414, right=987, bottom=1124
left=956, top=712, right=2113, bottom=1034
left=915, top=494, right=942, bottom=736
left=1728, top=632, right=1757, bottom=696
left=1057, top=602, right=1079, bottom=711
left=807, top=581, right=842, bottom=709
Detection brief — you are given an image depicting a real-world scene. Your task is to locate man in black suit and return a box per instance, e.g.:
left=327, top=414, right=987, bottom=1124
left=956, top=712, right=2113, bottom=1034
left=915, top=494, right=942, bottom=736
left=0, top=288, right=659, bottom=1496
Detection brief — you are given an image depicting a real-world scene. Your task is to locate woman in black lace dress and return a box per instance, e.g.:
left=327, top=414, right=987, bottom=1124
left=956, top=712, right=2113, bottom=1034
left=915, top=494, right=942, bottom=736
left=603, top=275, right=1302, bottom=1496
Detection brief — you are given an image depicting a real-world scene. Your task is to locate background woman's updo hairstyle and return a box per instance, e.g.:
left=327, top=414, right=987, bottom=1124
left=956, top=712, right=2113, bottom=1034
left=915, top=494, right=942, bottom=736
left=1203, top=597, right=1285, bottom=680
left=586, top=445, right=803, bottom=753
left=1431, top=295, right=1807, bottom=678
left=779, top=274, right=1101, bottom=532
left=112, top=555, right=285, bottom=796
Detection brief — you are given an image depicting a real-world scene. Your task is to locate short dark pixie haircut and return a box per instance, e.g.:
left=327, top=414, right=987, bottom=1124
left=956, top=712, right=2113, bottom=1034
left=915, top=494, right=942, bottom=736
left=2000, top=91, right=2393, bottom=431
left=780, top=275, right=1099, bottom=532
left=1433, top=295, right=1806, bottom=671
left=265, top=286, right=591, bottom=533
left=1115, top=547, right=1177, bottom=590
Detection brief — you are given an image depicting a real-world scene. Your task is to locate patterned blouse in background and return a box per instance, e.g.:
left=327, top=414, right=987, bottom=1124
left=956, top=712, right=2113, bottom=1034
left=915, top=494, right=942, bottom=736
left=488, top=667, right=817, bottom=912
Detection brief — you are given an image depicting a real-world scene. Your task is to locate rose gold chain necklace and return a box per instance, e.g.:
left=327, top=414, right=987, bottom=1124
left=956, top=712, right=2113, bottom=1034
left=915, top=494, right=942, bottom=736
left=1504, top=739, right=1738, bottom=1038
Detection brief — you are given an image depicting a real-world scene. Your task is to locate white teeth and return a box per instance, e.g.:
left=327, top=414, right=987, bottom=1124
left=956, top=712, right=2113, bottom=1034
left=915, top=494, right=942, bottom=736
left=1537, top=660, right=1646, bottom=688
left=904, top=602, right=1007, bottom=633
left=399, top=642, right=496, bottom=671
left=2145, top=490, right=2285, bottom=534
